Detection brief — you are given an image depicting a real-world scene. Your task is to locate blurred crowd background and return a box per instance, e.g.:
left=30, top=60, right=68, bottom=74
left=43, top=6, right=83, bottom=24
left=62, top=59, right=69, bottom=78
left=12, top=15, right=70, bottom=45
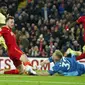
left=0, top=0, right=85, bottom=57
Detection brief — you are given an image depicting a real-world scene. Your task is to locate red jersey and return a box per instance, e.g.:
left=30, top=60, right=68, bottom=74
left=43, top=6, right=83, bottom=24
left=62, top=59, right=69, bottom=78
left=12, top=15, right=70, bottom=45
left=76, top=16, right=85, bottom=30
left=0, top=26, right=24, bottom=67
left=0, top=26, right=18, bottom=49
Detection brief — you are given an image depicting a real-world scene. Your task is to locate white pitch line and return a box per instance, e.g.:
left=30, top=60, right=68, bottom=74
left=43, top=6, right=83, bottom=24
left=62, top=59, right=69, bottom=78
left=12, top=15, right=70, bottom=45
left=0, top=75, right=56, bottom=78
left=0, top=80, right=85, bottom=85
left=0, top=75, right=34, bottom=78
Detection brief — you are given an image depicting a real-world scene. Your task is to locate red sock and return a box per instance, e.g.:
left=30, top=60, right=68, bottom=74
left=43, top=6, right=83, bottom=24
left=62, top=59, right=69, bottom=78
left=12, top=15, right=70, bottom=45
left=23, top=62, right=32, bottom=66
left=4, top=69, right=19, bottom=74
left=76, top=53, right=85, bottom=60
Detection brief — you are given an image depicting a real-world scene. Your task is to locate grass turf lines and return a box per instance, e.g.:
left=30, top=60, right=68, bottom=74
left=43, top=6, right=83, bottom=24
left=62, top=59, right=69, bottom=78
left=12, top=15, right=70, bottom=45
left=0, top=75, right=85, bottom=85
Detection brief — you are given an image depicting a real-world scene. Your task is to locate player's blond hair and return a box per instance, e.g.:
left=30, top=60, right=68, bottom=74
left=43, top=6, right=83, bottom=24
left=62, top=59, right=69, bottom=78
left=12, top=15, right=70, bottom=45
left=53, top=50, right=63, bottom=59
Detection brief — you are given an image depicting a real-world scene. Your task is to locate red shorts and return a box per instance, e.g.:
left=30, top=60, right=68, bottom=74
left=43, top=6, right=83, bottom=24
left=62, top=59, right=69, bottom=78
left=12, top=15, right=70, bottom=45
left=8, top=46, right=24, bottom=67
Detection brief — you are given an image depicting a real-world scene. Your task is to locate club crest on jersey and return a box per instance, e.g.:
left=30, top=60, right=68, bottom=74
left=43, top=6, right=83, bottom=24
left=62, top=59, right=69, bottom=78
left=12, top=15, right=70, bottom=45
left=11, top=32, right=15, bottom=37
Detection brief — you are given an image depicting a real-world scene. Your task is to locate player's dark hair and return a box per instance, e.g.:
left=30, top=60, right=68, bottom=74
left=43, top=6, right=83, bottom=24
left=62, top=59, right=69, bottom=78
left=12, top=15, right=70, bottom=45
left=5, top=16, right=14, bottom=22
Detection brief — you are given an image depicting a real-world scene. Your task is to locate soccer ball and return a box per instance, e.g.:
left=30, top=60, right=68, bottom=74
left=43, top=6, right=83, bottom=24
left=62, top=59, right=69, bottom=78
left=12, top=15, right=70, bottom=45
left=24, top=65, right=37, bottom=75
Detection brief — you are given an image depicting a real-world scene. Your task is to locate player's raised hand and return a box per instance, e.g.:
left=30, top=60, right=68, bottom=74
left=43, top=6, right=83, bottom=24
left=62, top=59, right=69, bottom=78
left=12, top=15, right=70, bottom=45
left=83, top=45, right=85, bottom=53
left=40, top=59, right=50, bottom=67
left=40, top=62, right=45, bottom=67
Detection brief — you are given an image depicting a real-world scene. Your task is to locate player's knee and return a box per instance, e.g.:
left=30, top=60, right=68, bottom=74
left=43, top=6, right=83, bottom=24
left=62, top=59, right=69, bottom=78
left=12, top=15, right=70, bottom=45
left=20, top=54, right=28, bottom=63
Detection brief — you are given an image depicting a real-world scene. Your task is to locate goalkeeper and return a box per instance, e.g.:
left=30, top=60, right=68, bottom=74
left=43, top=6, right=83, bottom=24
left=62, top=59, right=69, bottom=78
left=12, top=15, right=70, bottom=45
left=37, top=49, right=85, bottom=76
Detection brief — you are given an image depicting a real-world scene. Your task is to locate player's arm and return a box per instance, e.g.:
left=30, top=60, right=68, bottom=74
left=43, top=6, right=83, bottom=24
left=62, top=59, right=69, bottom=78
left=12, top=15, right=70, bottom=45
left=38, top=64, right=58, bottom=76
left=69, top=21, right=77, bottom=30
left=37, top=67, right=56, bottom=76
left=40, top=56, right=54, bottom=67
left=40, top=59, right=50, bottom=67
left=69, top=17, right=82, bottom=30
left=37, top=70, right=56, bottom=76
left=34, top=59, right=50, bottom=71
left=37, top=71, right=50, bottom=76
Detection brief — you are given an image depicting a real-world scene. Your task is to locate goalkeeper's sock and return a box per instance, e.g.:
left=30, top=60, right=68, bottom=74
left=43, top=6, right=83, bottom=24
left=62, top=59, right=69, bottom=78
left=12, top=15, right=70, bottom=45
left=70, top=50, right=77, bottom=55
left=76, top=53, right=85, bottom=60
left=66, top=48, right=77, bottom=55
left=4, top=69, right=19, bottom=74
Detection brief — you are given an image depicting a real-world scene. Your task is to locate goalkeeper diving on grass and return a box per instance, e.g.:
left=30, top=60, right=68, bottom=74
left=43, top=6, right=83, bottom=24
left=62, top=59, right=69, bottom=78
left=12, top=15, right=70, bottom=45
left=37, top=49, right=85, bottom=76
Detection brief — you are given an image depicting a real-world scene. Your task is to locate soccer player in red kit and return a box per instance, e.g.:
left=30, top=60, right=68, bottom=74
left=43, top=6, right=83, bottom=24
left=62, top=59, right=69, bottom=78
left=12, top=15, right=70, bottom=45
left=68, top=16, right=85, bottom=60
left=69, top=16, right=85, bottom=29
left=76, top=16, right=85, bottom=30
left=0, top=16, right=36, bottom=75
left=69, top=16, right=85, bottom=41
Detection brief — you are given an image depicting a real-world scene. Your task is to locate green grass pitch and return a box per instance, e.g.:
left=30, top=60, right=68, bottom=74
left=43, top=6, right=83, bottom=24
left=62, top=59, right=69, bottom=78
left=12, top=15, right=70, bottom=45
left=0, top=74, right=85, bottom=85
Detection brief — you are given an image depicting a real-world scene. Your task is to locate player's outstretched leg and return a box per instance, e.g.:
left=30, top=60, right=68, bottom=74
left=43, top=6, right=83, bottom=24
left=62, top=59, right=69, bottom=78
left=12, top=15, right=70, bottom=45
left=76, top=53, right=85, bottom=60
left=20, top=54, right=37, bottom=75
left=0, top=69, right=19, bottom=74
